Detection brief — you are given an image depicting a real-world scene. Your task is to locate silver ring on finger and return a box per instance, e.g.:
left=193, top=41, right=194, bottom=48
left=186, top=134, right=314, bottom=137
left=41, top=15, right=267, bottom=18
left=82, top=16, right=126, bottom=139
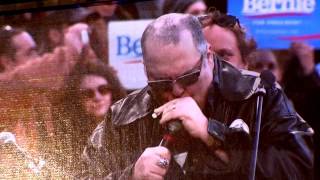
left=170, top=104, right=176, bottom=111
left=157, top=158, right=169, bottom=168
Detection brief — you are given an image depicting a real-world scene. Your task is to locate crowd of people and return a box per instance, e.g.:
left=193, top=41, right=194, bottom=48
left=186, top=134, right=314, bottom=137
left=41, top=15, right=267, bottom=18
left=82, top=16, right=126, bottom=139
left=0, top=0, right=318, bottom=179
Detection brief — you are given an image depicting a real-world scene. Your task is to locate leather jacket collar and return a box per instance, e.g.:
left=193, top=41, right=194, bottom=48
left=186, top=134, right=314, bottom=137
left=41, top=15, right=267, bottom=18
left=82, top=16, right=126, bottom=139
left=213, top=55, right=261, bottom=101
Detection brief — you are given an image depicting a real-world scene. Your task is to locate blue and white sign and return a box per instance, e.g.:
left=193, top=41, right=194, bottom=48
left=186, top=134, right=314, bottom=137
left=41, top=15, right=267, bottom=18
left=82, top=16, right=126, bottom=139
left=228, top=0, right=320, bottom=49
left=109, top=19, right=153, bottom=89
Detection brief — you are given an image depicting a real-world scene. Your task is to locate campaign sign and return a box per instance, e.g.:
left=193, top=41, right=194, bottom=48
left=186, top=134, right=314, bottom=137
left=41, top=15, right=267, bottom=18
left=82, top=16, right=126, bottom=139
left=109, top=19, right=153, bottom=90
left=228, top=0, right=320, bottom=49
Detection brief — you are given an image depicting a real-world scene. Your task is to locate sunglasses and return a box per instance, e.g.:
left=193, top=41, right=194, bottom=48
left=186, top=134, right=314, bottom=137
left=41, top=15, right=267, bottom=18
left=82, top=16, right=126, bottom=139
left=216, top=15, right=240, bottom=28
left=80, top=85, right=111, bottom=99
left=148, top=55, right=203, bottom=93
left=198, top=10, right=241, bottom=29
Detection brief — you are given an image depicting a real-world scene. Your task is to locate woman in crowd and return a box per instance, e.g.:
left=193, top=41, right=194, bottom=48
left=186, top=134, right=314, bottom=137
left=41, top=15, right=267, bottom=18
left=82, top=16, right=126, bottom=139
left=52, top=61, right=126, bottom=176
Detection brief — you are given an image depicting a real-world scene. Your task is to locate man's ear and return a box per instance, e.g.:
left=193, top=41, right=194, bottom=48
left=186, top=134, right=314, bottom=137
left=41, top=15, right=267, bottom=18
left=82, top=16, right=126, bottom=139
left=206, top=43, right=214, bottom=68
left=207, top=43, right=213, bottom=52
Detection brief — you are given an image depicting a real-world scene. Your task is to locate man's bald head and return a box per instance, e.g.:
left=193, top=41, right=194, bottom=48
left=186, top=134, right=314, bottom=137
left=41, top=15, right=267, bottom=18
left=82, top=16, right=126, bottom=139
left=141, top=13, right=207, bottom=67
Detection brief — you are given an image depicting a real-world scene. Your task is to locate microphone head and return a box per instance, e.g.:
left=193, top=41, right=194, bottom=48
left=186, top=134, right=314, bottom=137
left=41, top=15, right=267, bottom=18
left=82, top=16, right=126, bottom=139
left=167, top=120, right=183, bottom=134
left=260, top=70, right=276, bottom=88
left=0, top=132, right=16, bottom=144
left=160, top=120, right=183, bottom=149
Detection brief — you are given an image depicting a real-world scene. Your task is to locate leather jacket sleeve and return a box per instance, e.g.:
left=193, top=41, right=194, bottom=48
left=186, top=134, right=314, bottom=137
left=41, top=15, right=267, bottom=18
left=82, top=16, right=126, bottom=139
left=204, top=86, right=314, bottom=179
left=77, top=83, right=313, bottom=179
left=255, top=86, right=313, bottom=179
left=77, top=112, right=135, bottom=180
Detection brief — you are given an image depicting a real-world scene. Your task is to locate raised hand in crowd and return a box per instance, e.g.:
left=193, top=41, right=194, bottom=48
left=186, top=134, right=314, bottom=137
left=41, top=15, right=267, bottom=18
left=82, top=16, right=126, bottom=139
left=290, top=42, right=315, bottom=75
left=64, top=23, right=90, bottom=54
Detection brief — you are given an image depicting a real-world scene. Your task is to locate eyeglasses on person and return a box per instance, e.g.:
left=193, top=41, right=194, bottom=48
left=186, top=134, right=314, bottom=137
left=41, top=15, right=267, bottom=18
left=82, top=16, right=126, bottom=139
left=198, top=7, right=241, bottom=29
left=148, top=55, right=203, bottom=93
left=80, top=85, right=111, bottom=99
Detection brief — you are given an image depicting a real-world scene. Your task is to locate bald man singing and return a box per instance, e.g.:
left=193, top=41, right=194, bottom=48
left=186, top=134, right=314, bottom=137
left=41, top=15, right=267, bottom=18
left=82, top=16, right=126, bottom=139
left=79, top=13, right=313, bottom=180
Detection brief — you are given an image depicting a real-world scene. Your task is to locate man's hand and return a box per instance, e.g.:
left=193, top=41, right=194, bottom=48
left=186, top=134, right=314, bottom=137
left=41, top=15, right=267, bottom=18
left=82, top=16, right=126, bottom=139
left=64, top=23, right=89, bottom=54
left=133, top=146, right=171, bottom=180
left=154, top=97, right=208, bottom=143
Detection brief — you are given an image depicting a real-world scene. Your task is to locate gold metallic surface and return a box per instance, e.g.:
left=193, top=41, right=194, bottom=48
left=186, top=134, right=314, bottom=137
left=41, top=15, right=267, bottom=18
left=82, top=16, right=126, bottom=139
left=0, top=90, right=82, bottom=179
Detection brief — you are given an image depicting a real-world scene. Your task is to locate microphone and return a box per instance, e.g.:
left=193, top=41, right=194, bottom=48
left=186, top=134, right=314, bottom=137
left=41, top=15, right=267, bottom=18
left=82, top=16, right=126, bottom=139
left=0, top=131, right=16, bottom=144
left=152, top=112, right=183, bottom=149
left=255, top=70, right=276, bottom=96
left=250, top=70, right=276, bottom=180
left=0, top=131, right=31, bottom=159
left=0, top=132, right=46, bottom=174
left=159, top=120, right=183, bottom=148
left=260, top=70, right=276, bottom=89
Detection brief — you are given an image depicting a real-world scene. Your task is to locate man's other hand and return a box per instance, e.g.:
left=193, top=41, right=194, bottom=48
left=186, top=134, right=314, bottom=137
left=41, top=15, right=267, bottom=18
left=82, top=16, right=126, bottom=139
left=133, top=146, right=171, bottom=180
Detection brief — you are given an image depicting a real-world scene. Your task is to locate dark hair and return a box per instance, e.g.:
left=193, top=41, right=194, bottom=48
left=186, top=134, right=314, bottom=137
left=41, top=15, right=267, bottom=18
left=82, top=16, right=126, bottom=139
left=52, top=61, right=126, bottom=170
left=200, top=8, right=256, bottom=65
left=61, top=60, right=126, bottom=139
left=64, top=61, right=126, bottom=107
left=60, top=60, right=126, bottom=135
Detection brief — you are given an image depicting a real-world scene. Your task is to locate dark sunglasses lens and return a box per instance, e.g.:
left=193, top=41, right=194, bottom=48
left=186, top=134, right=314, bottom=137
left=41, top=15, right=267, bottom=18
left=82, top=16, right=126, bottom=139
left=81, top=85, right=110, bottom=98
left=98, top=85, right=111, bottom=95
left=148, top=81, right=172, bottom=92
left=219, top=15, right=237, bottom=27
left=81, top=89, right=95, bottom=99
left=177, top=71, right=200, bottom=87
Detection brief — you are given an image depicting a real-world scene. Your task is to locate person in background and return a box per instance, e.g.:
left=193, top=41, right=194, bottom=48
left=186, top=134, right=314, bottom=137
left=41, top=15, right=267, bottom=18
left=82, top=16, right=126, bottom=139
left=202, top=8, right=256, bottom=69
left=36, top=9, right=83, bottom=54
left=0, top=22, right=90, bottom=178
left=79, top=13, right=313, bottom=179
left=52, top=61, right=126, bottom=176
left=282, top=42, right=320, bottom=179
left=32, top=6, right=116, bottom=63
left=162, top=0, right=207, bottom=16
left=247, top=42, right=320, bottom=179
left=83, top=4, right=118, bottom=64
left=0, top=26, right=38, bottom=73
left=247, top=49, right=282, bottom=81
left=81, top=2, right=138, bottom=64
left=0, top=23, right=90, bottom=89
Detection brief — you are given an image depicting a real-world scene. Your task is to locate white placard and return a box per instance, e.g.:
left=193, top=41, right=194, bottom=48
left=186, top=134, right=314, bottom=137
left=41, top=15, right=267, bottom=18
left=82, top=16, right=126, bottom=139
left=108, top=19, right=153, bottom=90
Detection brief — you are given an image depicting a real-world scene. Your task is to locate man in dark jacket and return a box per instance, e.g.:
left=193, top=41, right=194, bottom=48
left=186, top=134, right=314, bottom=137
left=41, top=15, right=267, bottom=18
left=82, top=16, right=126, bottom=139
left=79, top=13, right=313, bottom=179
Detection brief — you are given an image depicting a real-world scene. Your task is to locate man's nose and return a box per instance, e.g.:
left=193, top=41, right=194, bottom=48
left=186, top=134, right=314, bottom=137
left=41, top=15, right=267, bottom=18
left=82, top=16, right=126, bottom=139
left=171, top=83, right=185, bottom=98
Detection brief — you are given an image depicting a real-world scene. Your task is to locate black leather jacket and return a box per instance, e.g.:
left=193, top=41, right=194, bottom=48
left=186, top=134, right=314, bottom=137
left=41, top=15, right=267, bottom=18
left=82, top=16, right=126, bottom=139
left=79, top=57, right=313, bottom=179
